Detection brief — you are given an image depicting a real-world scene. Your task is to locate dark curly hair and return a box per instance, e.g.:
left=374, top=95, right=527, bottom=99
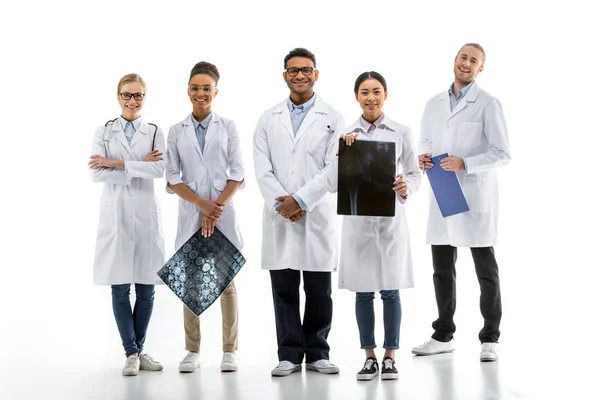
left=189, top=61, right=220, bottom=84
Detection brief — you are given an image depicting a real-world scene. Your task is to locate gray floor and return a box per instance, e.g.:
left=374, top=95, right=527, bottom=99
left=1, top=340, right=594, bottom=400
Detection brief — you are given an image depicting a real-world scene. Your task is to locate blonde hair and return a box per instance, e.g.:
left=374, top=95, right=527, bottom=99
left=117, top=73, right=147, bottom=95
left=457, top=43, right=486, bottom=65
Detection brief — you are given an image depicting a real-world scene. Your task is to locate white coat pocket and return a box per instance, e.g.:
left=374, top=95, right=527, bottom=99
left=213, top=179, right=227, bottom=193
left=305, top=129, right=329, bottom=161
left=462, top=175, right=495, bottom=213
left=457, top=122, right=482, bottom=148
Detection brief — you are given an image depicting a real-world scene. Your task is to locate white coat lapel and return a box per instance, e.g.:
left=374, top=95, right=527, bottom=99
left=294, top=96, right=327, bottom=142
left=274, top=102, right=294, bottom=142
left=447, top=82, right=480, bottom=122
left=110, top=121, right=131, bottom=154
left=184, top=114, right=203, bottom=160
left=129, top=120, right=148, bottom=149
left=295, top=108, right=324, bottom=142
left=204, top=113, right=220, bottom=153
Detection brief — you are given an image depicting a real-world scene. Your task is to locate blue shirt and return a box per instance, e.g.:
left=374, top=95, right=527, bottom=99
left=119, top=116, right=141, bottom=144
left=287, top=94, right=317, bottom=136
left=448, top=81, right=475, bottom=112
left=273, top=95, right=317, bottom=212
left=191, top=113, right=212, bottom=154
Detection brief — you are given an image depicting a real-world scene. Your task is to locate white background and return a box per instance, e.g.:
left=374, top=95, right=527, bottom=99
left=1, top=0, right=599, bottom=399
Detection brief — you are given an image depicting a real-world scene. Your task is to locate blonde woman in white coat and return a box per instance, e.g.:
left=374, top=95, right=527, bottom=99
left=165, top=62, right=244, bottom=374
left=89, top=73, right=166, bottom=376
left=329, top=72, right=421, bottom=381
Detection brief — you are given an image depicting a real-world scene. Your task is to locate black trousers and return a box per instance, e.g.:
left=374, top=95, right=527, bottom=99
left=270, top=269, right=333, bottom=364
left=431, top=245, right=502, bottom=343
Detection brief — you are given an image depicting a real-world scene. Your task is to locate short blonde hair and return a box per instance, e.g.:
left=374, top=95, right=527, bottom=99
left=117, top=73, right=147, bottom=95
left=457, top=43, right=486, bottom=65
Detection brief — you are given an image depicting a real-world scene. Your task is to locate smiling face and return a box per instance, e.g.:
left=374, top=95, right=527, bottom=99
left=188, top=73, right=218, bottom=117
left=117, top=82, right=145, bottom=121
left=453, top=45, right=484, bottom=86
left=283, top=56, right=319, bottom=99
left=356, top=78, right=387, bottom=122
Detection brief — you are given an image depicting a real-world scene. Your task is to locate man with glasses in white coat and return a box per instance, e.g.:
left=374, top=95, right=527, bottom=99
left=253, top=48, right=345, bottom=377
left=412, top=43, right=510, bottom=362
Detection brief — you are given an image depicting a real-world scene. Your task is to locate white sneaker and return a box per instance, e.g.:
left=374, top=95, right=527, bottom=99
left=221, top=352, right=238, bottom=372
left=412, top=338, right=455, bottom=355
left=179, top=352, right=201, bottom=373
left=271, top=361, right=302, bottom=377
left=306, top=359, right=340, bottom=374
left=139, top=353, right=163, bottom=371
left=122, top=355, right=140, bottom=376
left=480, top=342, right=498, bottom=362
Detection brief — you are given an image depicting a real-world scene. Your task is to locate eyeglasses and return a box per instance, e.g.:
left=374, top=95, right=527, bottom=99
left=120, top=92, right=145, bottom=101
left=189, top=85, right=217, bottom=95
left=285, top=67, right=315, bottom=76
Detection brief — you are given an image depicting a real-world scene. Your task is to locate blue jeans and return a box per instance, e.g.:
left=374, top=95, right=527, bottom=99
left=355, top=290, right=401, bottom=350
left=111, top=284, right=155, bottom=357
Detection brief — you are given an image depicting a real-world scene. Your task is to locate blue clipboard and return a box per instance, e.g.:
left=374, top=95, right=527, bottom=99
left=426, top=153, right=469, bottom=217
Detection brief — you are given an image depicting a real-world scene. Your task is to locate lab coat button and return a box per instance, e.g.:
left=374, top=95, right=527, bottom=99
left=291, top=171, right=295, bottom=175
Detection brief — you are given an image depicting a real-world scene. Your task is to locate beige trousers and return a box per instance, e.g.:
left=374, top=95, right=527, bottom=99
left=183, top=281, right=238, bottom=353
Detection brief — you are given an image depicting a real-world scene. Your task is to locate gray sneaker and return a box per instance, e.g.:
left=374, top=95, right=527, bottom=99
left=139, top=353, right=163, bottom=371
left=271, top=361, right=302, bottom=377
left=122, top=355, right=140, bottom=376
left=306, top=359, right=340, bottom=374
left=179, top=352, right=201, bottom=373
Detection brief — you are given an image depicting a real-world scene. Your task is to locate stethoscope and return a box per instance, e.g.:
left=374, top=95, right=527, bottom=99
left=102, top=118, right=158, bottom=156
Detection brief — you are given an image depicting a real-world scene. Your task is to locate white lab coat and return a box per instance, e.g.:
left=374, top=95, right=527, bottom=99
left=253, top=96, right=345, bottom=271
left=165, top=113, right=245, bottom=251
left=326, top=116, right=421, bottom=292
left=91, top=119, right=166, bottom=285
left=419, top=82, right=511, bottom=247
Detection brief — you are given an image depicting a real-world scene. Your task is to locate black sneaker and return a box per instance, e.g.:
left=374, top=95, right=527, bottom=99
left=381, top=357, right=398, bottom=380
left=356, top=357, right=379, bottom=381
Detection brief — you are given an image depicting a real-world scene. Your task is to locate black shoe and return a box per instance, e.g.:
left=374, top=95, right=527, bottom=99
left=356, top=357, right=379, bottom=381
left=381, top=357, right=398, bottom=380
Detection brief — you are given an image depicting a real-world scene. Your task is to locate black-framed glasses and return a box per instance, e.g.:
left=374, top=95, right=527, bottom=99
left=188, top=85, right=216, bottom=95
left=120, top=92, right=145, bottom=101
left=285, top=67, right=315, bottom=76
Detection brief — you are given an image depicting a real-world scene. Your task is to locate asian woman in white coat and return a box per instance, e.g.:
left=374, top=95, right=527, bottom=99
left=165, top=62, right=244, bottom=373
left=330, top=72, right=421, bottom=381
left=89, top=73, right=166, bottom=376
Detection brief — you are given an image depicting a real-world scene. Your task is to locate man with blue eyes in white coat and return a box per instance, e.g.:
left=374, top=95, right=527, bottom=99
left=412, top=43, right=511, bottom=362
left=253, top=48, right=345, bottom=377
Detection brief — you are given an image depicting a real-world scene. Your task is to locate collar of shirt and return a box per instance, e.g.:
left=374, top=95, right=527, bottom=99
left=448, top=80, right=475, bottom=102
left=119, top=116, right=141, bottom=132
left=358, top=113, right=388, bottom=135
left=287, top=93, right=317, bottom=113
left=191, top=112, right=212, bottom=131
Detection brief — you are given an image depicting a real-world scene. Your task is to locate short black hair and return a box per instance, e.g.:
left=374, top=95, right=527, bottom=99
left=354, top=71, right=387, bottom=94
left=189, top=61, right=220, bottom=84
left=283, top=48, right=316, bottom=69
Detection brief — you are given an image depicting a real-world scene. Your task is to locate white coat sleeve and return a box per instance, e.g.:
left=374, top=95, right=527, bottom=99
left=226, top=121, right=245, bottom=188
left=464, top=99, right=511, bottom=174
left=123, top=127, right=166, bottom=179
left=90, top=126, right=132, bottom=185
left=295, top=113, right=346, bottom=211
left=418, top=100, right=434, bottom=155
left=165, top=126, right=183, bottom=194
left=253, top=114, right=289, bottom=207
left=397, top=127, right=422, bottom=204
left=324, top=140, right=340, bottom=193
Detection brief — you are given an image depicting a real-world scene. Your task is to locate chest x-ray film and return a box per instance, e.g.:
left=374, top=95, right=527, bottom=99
left=157, top=227, right=246, bottom=317
left=337, top=139, right=396, bottom=217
